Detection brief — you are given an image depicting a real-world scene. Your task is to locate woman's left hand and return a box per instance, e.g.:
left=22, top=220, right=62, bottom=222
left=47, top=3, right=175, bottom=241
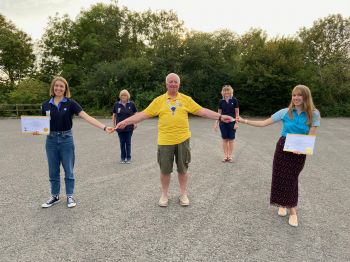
left=105, top=127, right=115, bottom=133
left=233, top=123, right=238, bottom=130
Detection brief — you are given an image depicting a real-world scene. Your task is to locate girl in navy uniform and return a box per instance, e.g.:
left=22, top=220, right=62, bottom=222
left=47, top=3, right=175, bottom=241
left=112, top=90, right=137, bottom=164
left=214, top=85, right=239, bottom=162
left=38, top=76, right=114, bottom=208
left=239, top=85, right=320, bottom=227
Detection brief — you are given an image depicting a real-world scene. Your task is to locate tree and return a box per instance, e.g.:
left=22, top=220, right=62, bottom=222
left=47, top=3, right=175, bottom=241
left=299, top=14, right=350, bottom=115
left=39, top=2, right=184, bottom=85
left=0, top=14, right=35, bottom=85
left=180, top=30, right=239, bottom=109
left=237, top=30, right=306, bottom=115
left=9, top=78, right=48, bottom=104
left=75, top=57, right=154, bottom=110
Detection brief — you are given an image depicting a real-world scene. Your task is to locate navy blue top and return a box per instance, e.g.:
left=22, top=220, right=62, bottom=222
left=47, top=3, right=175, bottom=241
left=42, top=97, right=83, bottom=132
left=218, top=97, right=239, bottom=118
left=112, top=101, right=137, bottom=132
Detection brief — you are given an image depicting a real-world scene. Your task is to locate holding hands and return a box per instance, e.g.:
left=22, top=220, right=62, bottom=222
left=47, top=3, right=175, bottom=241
left=220, top=115, right=234, bottom=123
left=33, top=126, right=114, bottom=135
left=104, top=126, right=115, bottom=133
left=237, top=116, right=246, bottom=123
left=115, top=120, right=127, bottom=130
left=213, top=115, right=237, bottom=132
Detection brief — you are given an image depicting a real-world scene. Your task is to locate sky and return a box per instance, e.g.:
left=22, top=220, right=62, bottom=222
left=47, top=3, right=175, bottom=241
left=1, top=0, right=349, bottom=41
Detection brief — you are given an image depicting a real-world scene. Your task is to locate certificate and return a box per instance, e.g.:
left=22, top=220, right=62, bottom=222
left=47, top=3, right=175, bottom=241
left=21, top=116, right=50, bottom=135
left=283, top=134, right=316, bottom=155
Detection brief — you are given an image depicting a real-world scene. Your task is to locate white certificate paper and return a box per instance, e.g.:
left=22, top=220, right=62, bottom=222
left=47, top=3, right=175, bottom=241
left=21, top=116, right=50, bottom=135
left=283, top=134, right=316, bottom=155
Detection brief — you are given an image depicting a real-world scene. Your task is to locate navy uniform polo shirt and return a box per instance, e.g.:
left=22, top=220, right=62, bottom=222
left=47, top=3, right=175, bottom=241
left=112, top=101, right=137, bottom=132
left=218, top=97, right=239, bottom=118
left=42, top=97, right=83, bottom=132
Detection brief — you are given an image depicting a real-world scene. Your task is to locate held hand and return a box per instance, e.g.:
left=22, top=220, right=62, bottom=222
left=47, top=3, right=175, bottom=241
left=220, top=115, right=234, bottom=123
left=105, top=127, right=115, bottom=134
left=236, top=116, right=243, bottom=123
left=235, top=116, right=240, bottom=122
left=115, top=121, right=126, bottom=130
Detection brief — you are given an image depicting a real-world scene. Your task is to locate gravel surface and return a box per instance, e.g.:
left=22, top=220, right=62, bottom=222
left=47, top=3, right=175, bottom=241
left=0, top=117, right=349, bottom=262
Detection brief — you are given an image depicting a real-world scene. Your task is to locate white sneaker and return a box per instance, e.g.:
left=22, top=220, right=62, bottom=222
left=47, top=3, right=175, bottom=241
left=67, top=196, right=76, bottom=208
left=41, top=195, right=60, bottom=208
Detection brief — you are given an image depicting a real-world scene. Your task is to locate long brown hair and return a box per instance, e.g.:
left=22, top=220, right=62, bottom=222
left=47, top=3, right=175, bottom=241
left=287, top=85, right=317, bottom=126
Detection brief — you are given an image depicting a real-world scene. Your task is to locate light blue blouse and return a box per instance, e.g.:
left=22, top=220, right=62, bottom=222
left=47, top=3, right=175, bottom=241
left=271, top=108, right=320, bottom=137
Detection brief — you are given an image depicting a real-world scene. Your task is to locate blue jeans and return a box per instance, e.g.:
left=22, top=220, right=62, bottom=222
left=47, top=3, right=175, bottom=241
left=45, top=130, right=75, bottom=196
left=117, top=131, right=133, bottom=161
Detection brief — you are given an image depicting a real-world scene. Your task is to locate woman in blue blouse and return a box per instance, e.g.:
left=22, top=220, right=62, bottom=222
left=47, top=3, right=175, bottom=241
left=238, top=85, right=320, bottom=227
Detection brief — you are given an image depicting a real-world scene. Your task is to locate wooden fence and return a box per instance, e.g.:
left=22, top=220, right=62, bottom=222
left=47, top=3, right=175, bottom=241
left=0, top=104, right=42, bottom=116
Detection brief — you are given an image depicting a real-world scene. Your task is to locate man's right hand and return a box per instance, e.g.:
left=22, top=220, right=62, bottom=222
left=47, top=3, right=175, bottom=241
left=115, top=121, right=126, bottom=130
left=220, top=115, right=234, bottom=123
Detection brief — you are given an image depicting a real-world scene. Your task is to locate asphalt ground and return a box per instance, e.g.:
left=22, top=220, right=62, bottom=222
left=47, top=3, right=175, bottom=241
left=0, top=117, right=349, bottom=262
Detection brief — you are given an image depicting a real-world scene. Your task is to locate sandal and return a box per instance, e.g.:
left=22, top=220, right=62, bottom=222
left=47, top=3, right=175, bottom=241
left=227, top=156, right=234, bottom=163
left=222, top=157, right=228, bottom=162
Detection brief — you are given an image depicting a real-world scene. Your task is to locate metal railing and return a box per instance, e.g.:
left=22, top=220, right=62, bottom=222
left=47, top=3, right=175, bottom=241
left=0, top=104, right=42, bottom=116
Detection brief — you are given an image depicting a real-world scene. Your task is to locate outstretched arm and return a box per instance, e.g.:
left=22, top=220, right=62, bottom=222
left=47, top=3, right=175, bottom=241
left=115, top=112, right=149, bottom=129
left=196, top=108, right=234, bottom=123
left=238, top=116, right=274, bottom=127
left=79, top=111, right=114, bottom=133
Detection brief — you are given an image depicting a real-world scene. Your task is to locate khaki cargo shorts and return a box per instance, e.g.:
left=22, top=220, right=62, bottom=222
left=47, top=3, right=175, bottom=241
left=157, top=139, right=191, bottom=174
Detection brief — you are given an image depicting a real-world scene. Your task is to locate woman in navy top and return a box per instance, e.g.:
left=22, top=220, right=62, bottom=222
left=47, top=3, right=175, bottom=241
left=112, top=89, right=137, bottom=164
left=38, top=76, right=114, bottom=208
left=214, top=85, right=239, bottom=162
left=239, top=85, right=320, bottom=227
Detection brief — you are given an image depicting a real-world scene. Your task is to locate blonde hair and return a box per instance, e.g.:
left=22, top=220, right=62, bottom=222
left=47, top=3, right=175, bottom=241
left=221, top=85, right=234, bottom=97
left=119, top=89, right=130, bottom=100
left=288, top=85, right=318, bottom=126
left=49, top=76, right=71, bottom=98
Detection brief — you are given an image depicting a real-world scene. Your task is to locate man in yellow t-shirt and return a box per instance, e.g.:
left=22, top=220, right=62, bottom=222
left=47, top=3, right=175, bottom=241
left=116, top=73, right=234, bottom=207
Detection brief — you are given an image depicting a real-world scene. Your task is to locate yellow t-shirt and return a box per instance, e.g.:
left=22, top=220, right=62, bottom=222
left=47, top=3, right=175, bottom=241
left=143, top=92, right=202, bottom=145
